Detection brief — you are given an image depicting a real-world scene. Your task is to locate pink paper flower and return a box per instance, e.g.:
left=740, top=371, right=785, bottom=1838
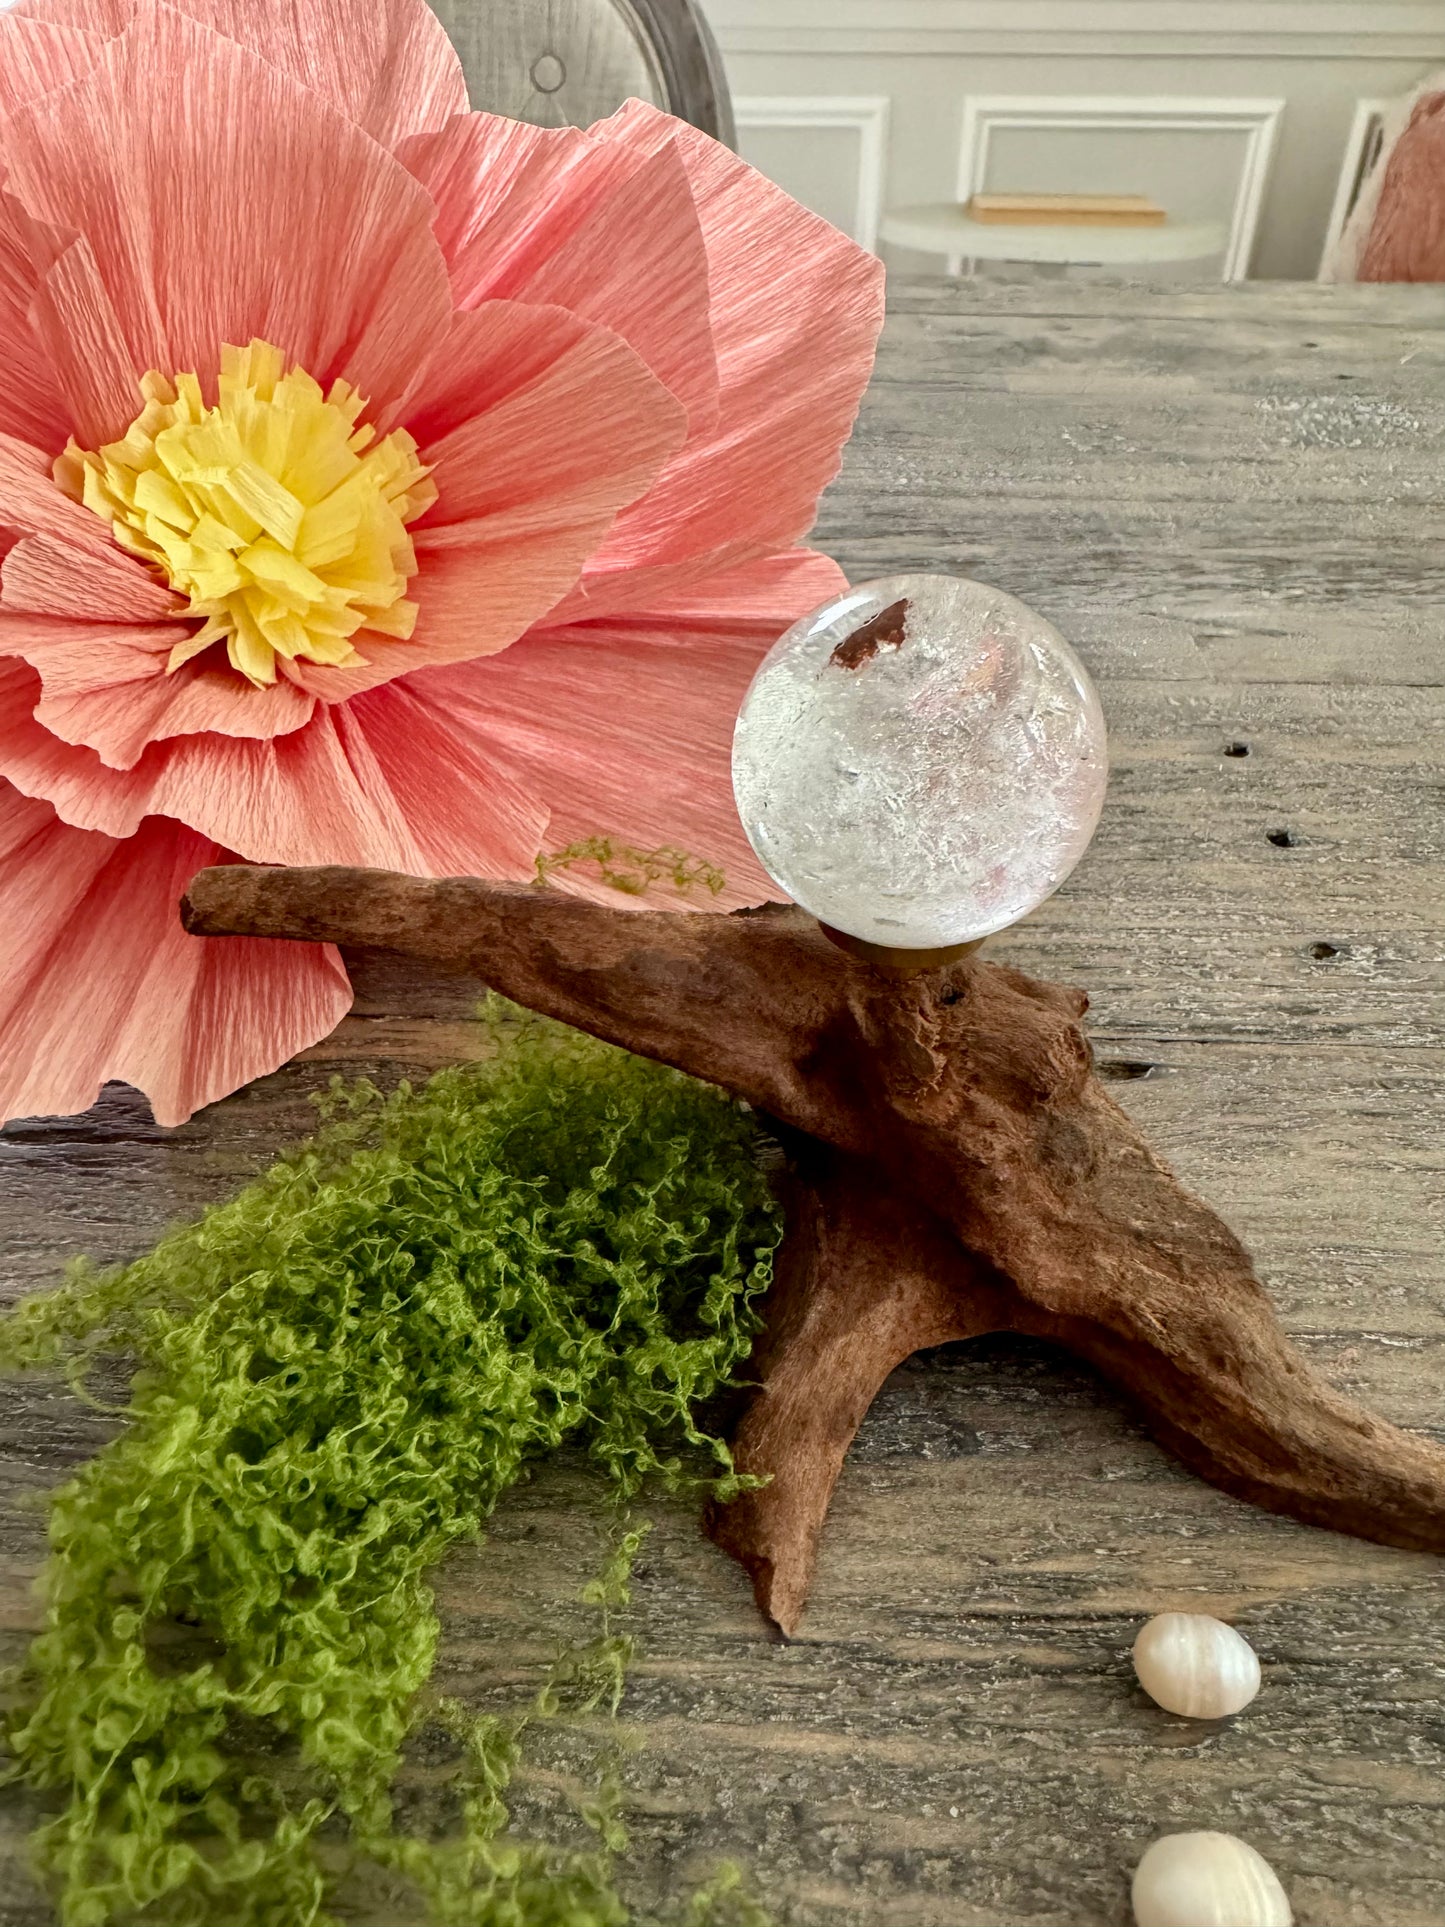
left=0, top=0, right=884, bottom=1126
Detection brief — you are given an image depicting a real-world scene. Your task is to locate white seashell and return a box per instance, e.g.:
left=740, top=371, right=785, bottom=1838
left=1132, top=1612, right=1261, bottom=1719
left=1132, top=1831, right=1292, bottom=1927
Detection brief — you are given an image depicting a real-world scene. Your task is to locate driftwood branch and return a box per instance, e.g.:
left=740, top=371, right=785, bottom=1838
left=183, top=864, right=1445, bottom=1633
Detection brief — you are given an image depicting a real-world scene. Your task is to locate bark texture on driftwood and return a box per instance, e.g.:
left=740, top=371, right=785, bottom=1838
left=182, top=864, right=1445, bottom=1633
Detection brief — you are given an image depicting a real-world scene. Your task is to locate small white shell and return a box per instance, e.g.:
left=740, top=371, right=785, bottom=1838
left=1132, top=1612, right=1261, bottom=1719
left=1132, top=1831, right=1292, bottom=1927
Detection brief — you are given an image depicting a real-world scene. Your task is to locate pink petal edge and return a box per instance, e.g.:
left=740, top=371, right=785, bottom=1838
left=0, top=189, right=73, bottom=447
left=547, top=100, right=885, bottom=622
left=410, top=547, right=848, bottom=912
left=398, top=111, right=718, bottom=436
left=2, top=0, right=465, bottom=153
left=286, top=300, right=689, bottom=702
left=0, top=657, right=550, bottom=877
left=0, top=612, right=316, bottom=767
left=0, top=780, right=352, bottom=1127
left=1, top=0, right=456, bottom=445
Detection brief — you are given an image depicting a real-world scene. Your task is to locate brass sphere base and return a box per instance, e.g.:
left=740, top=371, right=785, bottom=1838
left=818, top=925, right=985, bottom=974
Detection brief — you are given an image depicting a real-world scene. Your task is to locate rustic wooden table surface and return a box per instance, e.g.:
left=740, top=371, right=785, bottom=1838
left=3, top=279, right=1444, bottom=1927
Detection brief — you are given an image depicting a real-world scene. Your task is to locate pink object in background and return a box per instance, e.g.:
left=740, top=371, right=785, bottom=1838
left=0, top=0, right=884, bottom=1126
left=1320, top=68, right=1445, bottom=283
left=1358, top=92, right=1445, bottom=282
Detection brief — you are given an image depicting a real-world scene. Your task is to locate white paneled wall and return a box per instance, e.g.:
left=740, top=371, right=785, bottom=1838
left=734, top=97, right=890, bottom=251
left=718, top=1, right=1445, bottom=278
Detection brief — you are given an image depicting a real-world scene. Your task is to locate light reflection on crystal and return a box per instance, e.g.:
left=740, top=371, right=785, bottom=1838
left=731, top=573, right=1108, bottom=948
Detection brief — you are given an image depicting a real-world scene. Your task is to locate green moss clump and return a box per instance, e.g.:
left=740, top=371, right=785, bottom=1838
left=0, top=1005, right=782, bottom=1927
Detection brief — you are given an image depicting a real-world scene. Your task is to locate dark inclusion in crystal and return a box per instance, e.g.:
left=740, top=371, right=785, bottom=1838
left=830, top=597, right=910, bottom=671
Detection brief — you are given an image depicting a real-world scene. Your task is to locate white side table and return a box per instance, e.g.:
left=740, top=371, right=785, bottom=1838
left=879, top=204, right=1229, bottom=279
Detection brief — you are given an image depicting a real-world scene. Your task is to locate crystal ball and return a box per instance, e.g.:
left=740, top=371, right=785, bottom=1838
left=731, top=573, right=1108, bottom=949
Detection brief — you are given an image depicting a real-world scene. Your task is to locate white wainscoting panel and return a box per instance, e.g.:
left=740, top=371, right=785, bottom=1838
left=712, top=2, right=1445, bottom=61
left=715, top=5, right=1443, bottom=278
left=735, top=96, right=891, bottom=251
left=1320, top=97, right=1390, bottom=263
left=956, top=96, right=1284, bottom=280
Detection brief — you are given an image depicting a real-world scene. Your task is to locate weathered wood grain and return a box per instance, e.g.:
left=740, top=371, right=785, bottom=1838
left=3, top=281, right=1444, bottom=1926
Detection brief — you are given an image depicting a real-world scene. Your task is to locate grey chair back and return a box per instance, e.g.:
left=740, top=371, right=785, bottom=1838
left=427, top=0, right=735, bottom=147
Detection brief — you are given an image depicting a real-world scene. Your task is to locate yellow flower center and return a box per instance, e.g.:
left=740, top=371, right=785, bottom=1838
left=57, top=339, right=436, bottom=688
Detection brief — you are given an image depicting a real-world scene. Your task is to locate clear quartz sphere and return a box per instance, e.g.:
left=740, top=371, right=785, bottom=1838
left=731, top=573, right=1108, bottom=949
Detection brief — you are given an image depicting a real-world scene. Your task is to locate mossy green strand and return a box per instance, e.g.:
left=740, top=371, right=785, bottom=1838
left=0, top=1004, right=782, bottom=1927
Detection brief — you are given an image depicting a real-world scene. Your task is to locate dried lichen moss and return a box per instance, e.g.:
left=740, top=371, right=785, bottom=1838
left=0, top=1005, right=781, bottom=1926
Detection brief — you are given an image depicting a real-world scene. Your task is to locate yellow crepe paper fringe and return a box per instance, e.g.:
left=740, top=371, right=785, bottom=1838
left=57, top=340, right=435, bottom=687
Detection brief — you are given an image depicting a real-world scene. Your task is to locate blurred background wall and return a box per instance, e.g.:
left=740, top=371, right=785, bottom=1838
left=710, top=1, right=1445, bottom=278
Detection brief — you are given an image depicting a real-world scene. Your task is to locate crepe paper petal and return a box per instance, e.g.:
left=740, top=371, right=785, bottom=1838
left=6, top=0, right=135, bottom=29
left=26, top=235, right=148, bottom=452
left=0, top=194, right=73, bottom=448
left=0, top=613, right=316, bottom=765
left=280, top=303, right=688, bottom=702
left=543, top=100, right=884, bottom=622
left=38, top=661, right=318, bottom=766
left=0, top=781, right=352, bottom=1127
left=413, top=547, right=849, bottom=912
left=400, top=115, right=717, bottom=436
left=415, top=305, right=686, bottom=536
left=423, top=628, right=771, bottom=913
left=0, top=655, right=144, bottom=834
left=0, top=655, right=182, bottom=836
left=494, top=139, right=717, bottom=438
left=1, top=0, right=448, bottom=140
left=2, top=532, right=181, bottom=621
left=612, top=545, right=848, bottom=630
left=0, top=429, right=120, bottom=552
left=0, top=655, right=140, bottom=838
left=0, top=0, right=455, bottom=444
left=0, top=7, right=112, bottom=116
left=0, top=658, right=547, bottom=874
left=0, top=610, right=171, bottom=685
left=398, top=113, right=636, bottom=306
left=184, top=697, right=539, bottom=871
left=337, top=681, right=550, bottom=876
left=160, top=0, right=468, bottom=153
left=399, top=300, right=632, bottom=447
